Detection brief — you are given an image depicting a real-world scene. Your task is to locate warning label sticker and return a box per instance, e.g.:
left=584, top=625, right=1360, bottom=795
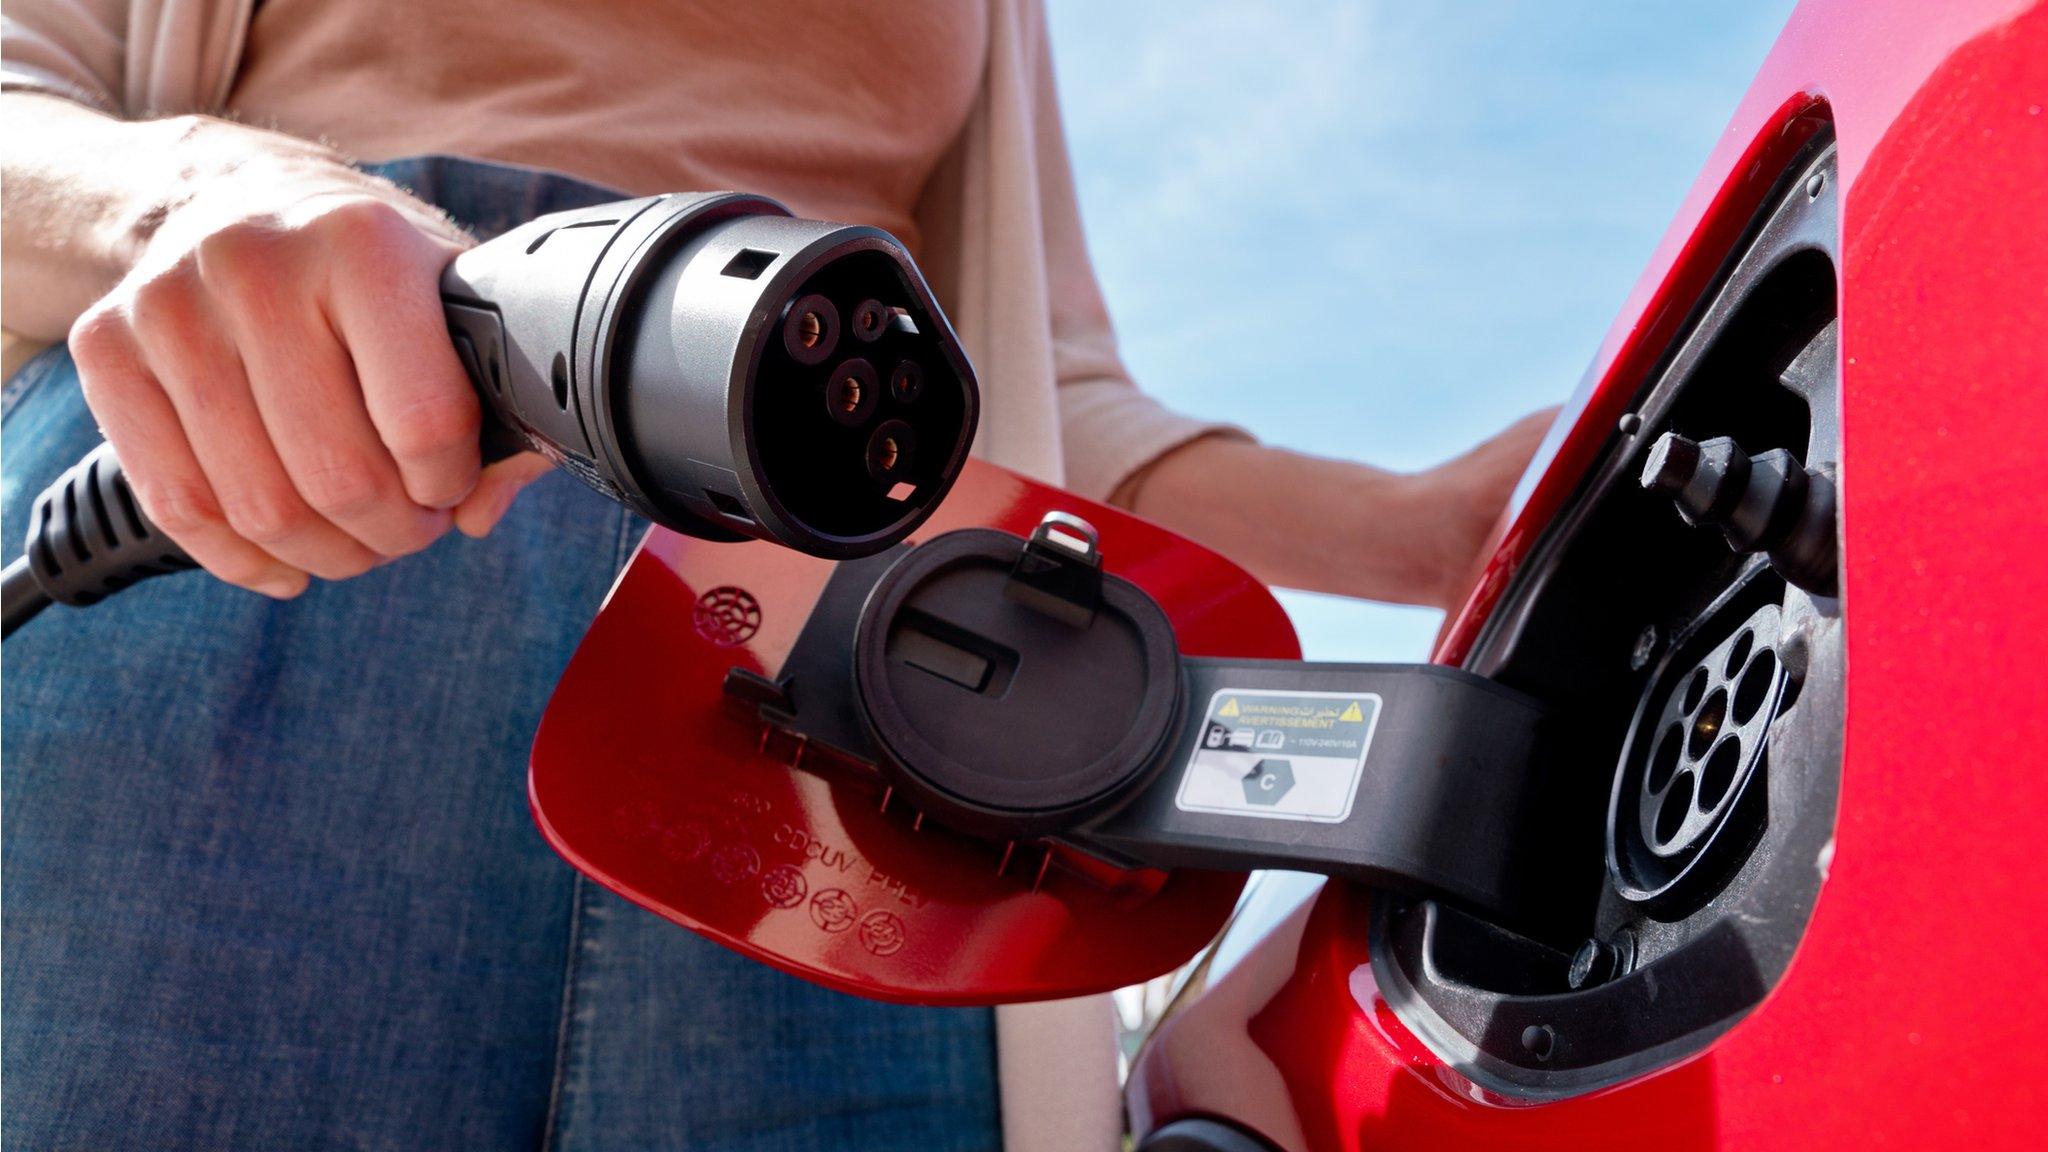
left=1174, top=689, right=1381, bottom=823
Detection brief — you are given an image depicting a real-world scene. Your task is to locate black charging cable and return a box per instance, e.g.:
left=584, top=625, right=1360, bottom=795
left=2, top=443, right=195, bottom=638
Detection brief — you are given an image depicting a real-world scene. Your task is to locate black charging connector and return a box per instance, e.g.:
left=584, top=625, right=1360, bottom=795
left=3, top=192, right=979, bottom=639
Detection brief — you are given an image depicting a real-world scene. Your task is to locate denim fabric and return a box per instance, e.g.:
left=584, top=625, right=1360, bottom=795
left=1, top=157, right=999, bottom=1152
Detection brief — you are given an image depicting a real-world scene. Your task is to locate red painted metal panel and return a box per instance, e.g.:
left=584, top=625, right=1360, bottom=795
left=529, top=457, right=1300, bottom=1004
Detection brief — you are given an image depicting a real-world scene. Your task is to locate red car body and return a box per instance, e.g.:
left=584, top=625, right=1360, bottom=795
left=527, top=0, right=2044, bottom=1142
left=1127, top=0, right=2048, bottom=1148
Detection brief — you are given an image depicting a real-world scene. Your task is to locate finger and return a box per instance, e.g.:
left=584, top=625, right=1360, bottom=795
left=131, top=279, right=391, bottom=583
left=199, top=232, right=452, bottom=560
left=68, top=309, right=309, bottom=598
left=454, top=452, right=554, bottom=538
left=324, top=209, right=482, bottom=509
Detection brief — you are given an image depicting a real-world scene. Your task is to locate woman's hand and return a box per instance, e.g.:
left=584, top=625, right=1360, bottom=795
left=63, top=119, right=548, bottom=598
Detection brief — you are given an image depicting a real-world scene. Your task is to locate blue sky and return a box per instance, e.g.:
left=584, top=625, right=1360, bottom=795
left=1044, top=0, right=1796, bottom=660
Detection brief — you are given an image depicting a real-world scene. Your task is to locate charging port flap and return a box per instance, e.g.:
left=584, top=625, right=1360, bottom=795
left=735, top=516, right=1560, bottom=926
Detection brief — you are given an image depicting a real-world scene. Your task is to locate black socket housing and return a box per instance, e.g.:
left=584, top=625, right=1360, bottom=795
left=440, top=192, right=979, bottom=559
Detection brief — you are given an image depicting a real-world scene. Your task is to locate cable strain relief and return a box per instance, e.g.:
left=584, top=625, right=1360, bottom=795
left=25, top=442, right=197, bottom=607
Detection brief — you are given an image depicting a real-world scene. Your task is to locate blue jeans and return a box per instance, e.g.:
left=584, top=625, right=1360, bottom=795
left=0, top=157, right=999, bottom=1152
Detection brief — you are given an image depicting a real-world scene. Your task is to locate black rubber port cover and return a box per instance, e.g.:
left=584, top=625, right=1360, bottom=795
left=852, top=528, right=1182, bottom=839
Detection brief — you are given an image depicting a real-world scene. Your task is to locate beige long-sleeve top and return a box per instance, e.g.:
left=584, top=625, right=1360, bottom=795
left=1, top=0, right=1234, bottom=501
left=2, top=3, right=1200, bottom=1148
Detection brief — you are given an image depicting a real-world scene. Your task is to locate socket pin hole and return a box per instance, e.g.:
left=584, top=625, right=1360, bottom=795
left=890, top=360, right=924, bottom=403
left=782, top=295, right=839, bottom=365
left=1656, top=773, right=1695, bottom=843
left=1733, top=650, right=1778, bottom=724
left=550, top=353, right=570, bottom=410
left=866, top=420, right=916, bottom=484
left=1698, top=737, right=1742, bottom=808
left=1647, top=723, right=1684, bottom=793
left=1689, top=689, right=1729, bottom=759
left=824, top=359, right=879, bottom=427
left=852, top=299, right=889, bottom=342
left=1725, top=630, right=1755, bottom=678
left=1681, top=667, right=1709, bottom=714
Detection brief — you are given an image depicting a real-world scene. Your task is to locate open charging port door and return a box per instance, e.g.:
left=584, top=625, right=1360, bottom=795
left=532, top=458, right=1565, bottom=1003
left=528, top=459, right=1295, bottom=1004
left=756, top=511, right=1561, bottom=932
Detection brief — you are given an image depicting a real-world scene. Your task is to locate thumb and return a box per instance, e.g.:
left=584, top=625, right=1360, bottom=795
left=454, top=451, right=556, bottom=538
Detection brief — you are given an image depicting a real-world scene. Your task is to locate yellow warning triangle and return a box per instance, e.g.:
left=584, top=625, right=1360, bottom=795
left=1217, top=698, right=1240, bottom=718
left=1338, top=701, right=1365, bottom=723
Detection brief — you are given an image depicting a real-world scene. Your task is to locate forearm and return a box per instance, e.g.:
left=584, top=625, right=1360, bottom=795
left=1115, top=409, right=1554, bottom=610
left=0, top=93, right=358, bottom=340
left=2, top=91, right=530, bottom=597
left=1115, top=437, right=1470, bottom=607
